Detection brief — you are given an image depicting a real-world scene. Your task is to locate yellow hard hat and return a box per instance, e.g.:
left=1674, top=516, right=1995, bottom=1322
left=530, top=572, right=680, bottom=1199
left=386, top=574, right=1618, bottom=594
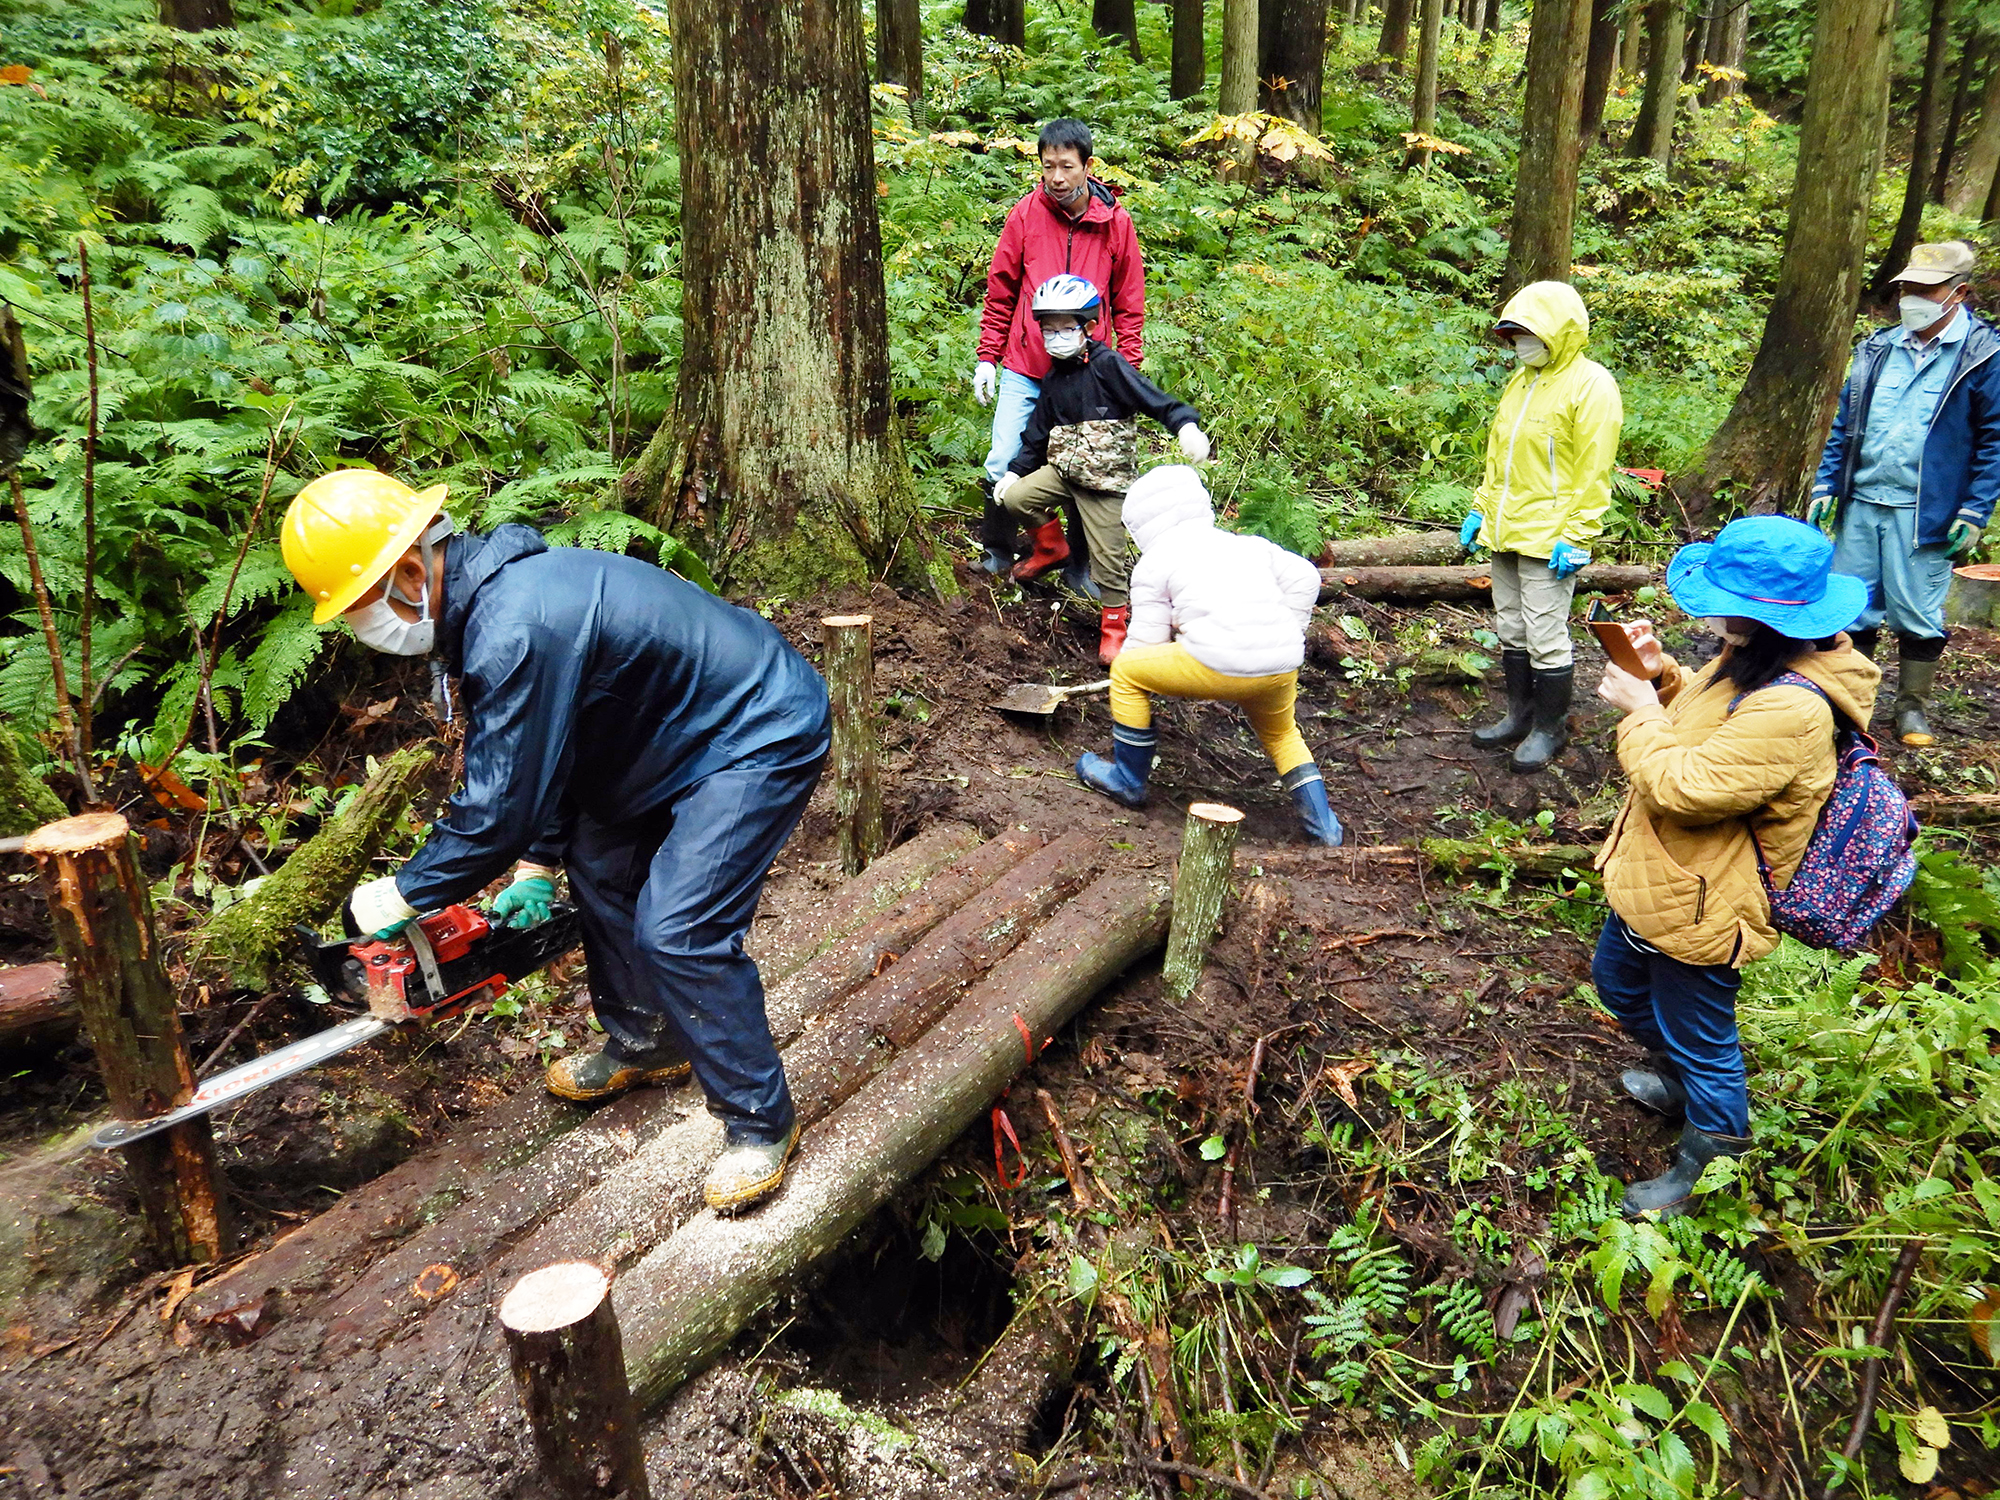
left=282, top=469, right=449, bottom=623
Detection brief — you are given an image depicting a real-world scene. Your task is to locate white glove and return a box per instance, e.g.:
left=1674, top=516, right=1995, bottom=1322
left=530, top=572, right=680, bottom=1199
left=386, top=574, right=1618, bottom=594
left=973, top=361, right=998, bottom=406
left=1177, top=425, right=1211, bottom=463
left=349, top=874, right=417, bottom=937
left=993, top=471, right=1018, bottom=503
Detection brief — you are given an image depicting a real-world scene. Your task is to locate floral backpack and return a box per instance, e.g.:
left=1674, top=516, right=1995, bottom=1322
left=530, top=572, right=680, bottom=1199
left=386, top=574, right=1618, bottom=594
left=1733, top=671, right=1918, bottom=953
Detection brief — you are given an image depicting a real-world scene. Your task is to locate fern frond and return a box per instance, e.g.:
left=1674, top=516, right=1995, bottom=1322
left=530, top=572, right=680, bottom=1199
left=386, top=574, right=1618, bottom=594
left=240, top=595, right=338, bottom=732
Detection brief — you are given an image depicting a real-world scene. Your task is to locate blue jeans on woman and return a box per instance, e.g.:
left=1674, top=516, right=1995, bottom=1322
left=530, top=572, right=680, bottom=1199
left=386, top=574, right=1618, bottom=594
left=1591, top=913, right=1750, bottom=1137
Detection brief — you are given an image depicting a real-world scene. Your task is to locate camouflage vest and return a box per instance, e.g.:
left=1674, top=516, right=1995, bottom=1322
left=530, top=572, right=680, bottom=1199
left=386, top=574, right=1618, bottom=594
left=1046, top=418, right=1139, bottom=493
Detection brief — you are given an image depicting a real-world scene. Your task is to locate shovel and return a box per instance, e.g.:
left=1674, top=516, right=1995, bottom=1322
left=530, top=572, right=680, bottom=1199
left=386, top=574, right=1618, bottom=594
left=990, top=677, right=1112, bottom=722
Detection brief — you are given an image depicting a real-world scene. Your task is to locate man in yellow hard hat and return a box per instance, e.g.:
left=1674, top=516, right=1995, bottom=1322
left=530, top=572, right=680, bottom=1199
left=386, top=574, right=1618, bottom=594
left=281, top=468, right=831, bottom=1215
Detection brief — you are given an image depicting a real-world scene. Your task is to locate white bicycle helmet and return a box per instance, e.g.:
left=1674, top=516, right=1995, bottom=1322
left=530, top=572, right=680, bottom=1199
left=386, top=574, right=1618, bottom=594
left=1030, top=274, right=1103, bottom=320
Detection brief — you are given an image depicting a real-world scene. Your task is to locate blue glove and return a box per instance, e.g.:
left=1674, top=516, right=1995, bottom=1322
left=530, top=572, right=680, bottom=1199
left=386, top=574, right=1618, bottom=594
left=491, top=874, right=557, bottom=931
left=1805, top=493, right=1835, bottom=529
left=1548, top=541, right=1590, bottom=578
left=1458, top=511, right=1484, bottom=550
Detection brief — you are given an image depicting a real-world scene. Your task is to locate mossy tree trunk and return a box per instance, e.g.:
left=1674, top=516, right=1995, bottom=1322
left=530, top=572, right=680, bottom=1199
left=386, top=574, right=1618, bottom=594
left=1677, top=0, right=1895, bottom=519
left=159, top=0, right=233, bottom=28
left=1871, top=0, right=1954, bottom=301
left=1501, top=0, right=1593, bottom=297
left=0, top=721, right=65, bottom=837
left=1259, top=0, right=1330, bottom=129
left=1623, top=0, right=1686, bottom=163
left=1947, top=37, right=2000, bottom=210
left=1578, top=0, right=1621, bottom=137
left=1376, top=0, right=1415, bottom=65
left=624, top=0, right=923, bottom=595
left=1405, top=0, right=1447, bottom=162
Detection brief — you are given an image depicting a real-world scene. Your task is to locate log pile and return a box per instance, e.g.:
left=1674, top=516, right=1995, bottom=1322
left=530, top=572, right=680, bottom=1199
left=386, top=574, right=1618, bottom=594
left=1318, top=561, right=1657, bottom=604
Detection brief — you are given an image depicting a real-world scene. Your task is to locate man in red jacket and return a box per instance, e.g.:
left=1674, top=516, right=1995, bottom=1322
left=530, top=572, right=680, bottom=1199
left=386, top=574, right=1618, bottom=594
left=974, top=118, right=1147, bottom=593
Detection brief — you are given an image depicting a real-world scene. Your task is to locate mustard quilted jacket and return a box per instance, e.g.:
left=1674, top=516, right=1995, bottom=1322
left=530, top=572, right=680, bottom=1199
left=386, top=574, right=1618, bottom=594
left=1596, top=640, right=1881, bottom=968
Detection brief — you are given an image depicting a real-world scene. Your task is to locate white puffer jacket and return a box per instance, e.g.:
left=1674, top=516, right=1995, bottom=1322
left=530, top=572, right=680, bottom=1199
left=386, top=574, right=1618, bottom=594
left=1122, top=466, right=1321, bottom=678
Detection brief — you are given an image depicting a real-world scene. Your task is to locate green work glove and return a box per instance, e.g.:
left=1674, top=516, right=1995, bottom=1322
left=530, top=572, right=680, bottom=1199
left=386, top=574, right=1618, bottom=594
left=1804, top=493, right=1835, bottom=529
left=1946, top=517, right=1983, bottom=558
left=492, top=873, right=558, bottom=931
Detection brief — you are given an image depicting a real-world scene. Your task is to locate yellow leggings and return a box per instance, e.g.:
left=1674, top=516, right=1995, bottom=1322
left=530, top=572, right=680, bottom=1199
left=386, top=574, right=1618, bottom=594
left=1110, top=643, right=1313, bottom=776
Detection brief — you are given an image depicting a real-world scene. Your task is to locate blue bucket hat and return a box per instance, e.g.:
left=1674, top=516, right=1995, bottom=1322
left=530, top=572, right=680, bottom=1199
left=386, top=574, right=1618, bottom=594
left=1666, top=515, right=1868, bottom=640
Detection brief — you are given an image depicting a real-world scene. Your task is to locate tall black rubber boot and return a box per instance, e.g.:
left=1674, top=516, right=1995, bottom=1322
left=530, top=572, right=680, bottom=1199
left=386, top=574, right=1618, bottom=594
left=1622, top=1123, right=1749, bottom=1218
left=1061, top=497, right=1097, bottom=598
left=1848, top=626, right=1880, bottom=661
left=1509, top=665, right=1573, bottom=773
left=979, top=479, right=1017, bottom=576
left=1621, top=1053, right=1688, bottom=1118
left=1471, top=648, right=1534, bottom=749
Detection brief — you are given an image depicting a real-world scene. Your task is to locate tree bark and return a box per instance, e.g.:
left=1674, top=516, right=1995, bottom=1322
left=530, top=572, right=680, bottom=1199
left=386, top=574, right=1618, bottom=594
left=1933, top=28, right=1981, bottom=202
left=747, top=820, right=982, bottom=973
left=1376, top=0, right=1416, bottom=65
left=1681, top=3, right=1709, bottom=81
left=1221, top=0, right=1261, bottom=109
left=1320, top=531, right=1468, bottom=565
left=1502, top=0, right=1594, bottom=296
left=1676, top=0, right=1896, bottom=520
left=1405, top=0, right=1449, bottom=162
left=1947, top=49, right=2000, bottom=210
left=1173, top=0, right=1208, bottom=98
left=1907, top=792, right=2000, bottom=825
left=876, top=0, right=925, bottom=122
left=822, top=616, right=884, bottom=877
left=1317, top=562, right=1658, bottom=601
left=500, top=1263, right=650, bottom=1500
left=1872, top=0, right=1955, bottom=302
left=158, top=0, right=233, bottom=28
left=617, top=870, right=1174, bottom=1410
left=1260, top=0, right=1331, bottom=129
left=26, top=813, right=234, bottom=1264
left=965, top=0, right=1026, bottom=44
left=1095, top=0, right=1147, bottom=58
left=1700, top=0, right=1749, bottom=100
left=627, top=0, right=921, bottom=593
left=0, top=962, right=77, bottom=1049
left=1624, top=0, right=1687, bottom=163
left=0, top=723, right=64, bottom=837
left=1579, top=0, right=1622, bottom=137
left=1619, top=0, right=1644, bottom=72
left=1163, top=804, right=1242, bottom=998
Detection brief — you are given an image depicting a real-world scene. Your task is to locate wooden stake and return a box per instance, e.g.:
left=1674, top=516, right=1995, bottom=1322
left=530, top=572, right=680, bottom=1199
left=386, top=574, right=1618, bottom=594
left=1163, top=803, right=1243, bottom=1000
left=500, top=1261, right=651, bottom=1500
left=24, top=813, right=233, bottom=1262
left=822, top=614, right=884, bottom=877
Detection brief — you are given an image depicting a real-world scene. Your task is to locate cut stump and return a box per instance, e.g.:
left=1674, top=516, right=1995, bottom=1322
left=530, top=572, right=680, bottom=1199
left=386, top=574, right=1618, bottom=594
left=1163, top=803, right=1243, bottom=999
left=500, top=1261, right=650, bottom=1500
left=822, top=615, right=884, bottom=877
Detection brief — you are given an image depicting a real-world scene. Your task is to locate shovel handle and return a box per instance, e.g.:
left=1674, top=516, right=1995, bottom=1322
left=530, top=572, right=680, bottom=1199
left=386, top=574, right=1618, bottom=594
left=1057, top=679, right=1113, bottom=698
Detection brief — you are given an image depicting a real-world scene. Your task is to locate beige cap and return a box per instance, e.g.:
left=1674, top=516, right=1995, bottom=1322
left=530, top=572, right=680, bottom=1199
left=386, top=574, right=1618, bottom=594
left=1890, top=240, right=1978, bottom=287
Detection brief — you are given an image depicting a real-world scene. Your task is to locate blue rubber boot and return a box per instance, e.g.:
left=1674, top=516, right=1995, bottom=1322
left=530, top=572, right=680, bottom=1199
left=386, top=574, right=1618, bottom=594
left=1285, top=764, right=1343, bottom=846
left=1076, top=724, right=1154, bottom=809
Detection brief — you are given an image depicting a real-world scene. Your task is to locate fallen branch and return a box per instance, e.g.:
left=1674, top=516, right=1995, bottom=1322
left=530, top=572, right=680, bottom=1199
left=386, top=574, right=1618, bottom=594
left=0, top=962, right=77, bottom=1048
left=1036, top=1088, right=1094, bottom=1211
left=1822, top=1238, right=1926, bottom=1500
left=1318, top=562, right=1656, bottom=604
left=1909, top=792, right=2000, bottom=828
left=1317, top=532, right=1465, bottom=569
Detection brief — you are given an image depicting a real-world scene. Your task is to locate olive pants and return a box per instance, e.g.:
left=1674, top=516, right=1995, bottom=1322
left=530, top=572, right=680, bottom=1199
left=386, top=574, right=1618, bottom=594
left=1001, top=465, right=1132, bottom=604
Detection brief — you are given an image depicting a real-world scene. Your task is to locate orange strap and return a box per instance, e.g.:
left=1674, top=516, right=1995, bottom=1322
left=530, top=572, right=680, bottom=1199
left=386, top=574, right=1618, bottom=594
left=991, top=1013, right=1046, bottom=1190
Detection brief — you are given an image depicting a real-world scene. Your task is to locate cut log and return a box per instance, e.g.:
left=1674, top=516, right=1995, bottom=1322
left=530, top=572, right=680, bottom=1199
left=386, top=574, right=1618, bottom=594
left=1909, top=792, right=2000, bottom=827
left=1420, top=837, right=1598, bottom=878
left=1164, top=803, right=1243, bottom=999
left=188, top=745, right=433, bottom=992
left=617, top=868, right=1174, bottom=1409
left=25, top=813, right=234, bottom=1262
left=500, top=1262, right=650, bottom=1500
left=0, top=961, right=76, bottom=1048
left=822, top=615, right=885, bottom=877
left=1317, top=562, right=1657, bottom=603
left=1317, top=532, right=1465, bottom=569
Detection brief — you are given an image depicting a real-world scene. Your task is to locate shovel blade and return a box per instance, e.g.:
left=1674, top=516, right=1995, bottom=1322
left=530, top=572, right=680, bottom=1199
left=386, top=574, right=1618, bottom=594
left=991, top=681, right=1065, bottom=717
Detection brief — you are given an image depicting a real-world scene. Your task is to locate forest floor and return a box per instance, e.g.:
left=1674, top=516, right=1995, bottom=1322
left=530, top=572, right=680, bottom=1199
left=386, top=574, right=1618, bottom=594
left=3, top=560, right=2000, bottom=1500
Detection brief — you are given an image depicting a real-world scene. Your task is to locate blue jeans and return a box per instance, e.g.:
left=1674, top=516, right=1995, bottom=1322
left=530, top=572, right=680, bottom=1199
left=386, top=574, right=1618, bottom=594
left=565, top=740, right=826, bottom=1145
left=1832, top=497, right=1953, bottom=641
left=1591, top=913, right=1749, bottom=1137
left=982, top=367, right=1042, bottom=484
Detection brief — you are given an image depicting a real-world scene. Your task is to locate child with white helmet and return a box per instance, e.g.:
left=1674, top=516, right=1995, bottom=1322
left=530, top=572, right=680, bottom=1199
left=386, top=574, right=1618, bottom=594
left=1072, top=465, right=1342, bottom=845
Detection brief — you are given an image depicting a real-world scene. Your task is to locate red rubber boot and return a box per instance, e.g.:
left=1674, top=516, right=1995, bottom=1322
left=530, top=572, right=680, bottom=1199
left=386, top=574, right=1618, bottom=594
left=1098, top=605, right=1129, bottom=665
left=1010, top=518, right=1070, bottom=583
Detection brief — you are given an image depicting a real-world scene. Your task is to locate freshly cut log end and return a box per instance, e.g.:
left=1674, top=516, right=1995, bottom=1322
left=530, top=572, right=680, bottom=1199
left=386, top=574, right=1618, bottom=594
left=501, top=1261, right=614, bottom=1335
left=820, top=613, right=873, bottom=628
left=21, top=810, right=128, bottom=855
left=1164, top=803, right=1243, bottom=999
left=1185, top=802, right=1244, bottom=825
left=502, top=1260, right=650, bottom=1500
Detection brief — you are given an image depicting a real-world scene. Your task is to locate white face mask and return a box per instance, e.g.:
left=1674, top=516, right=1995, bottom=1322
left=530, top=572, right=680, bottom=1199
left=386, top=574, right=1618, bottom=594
left=1512, top=334, right=1550, bottom=367
left=1043, top=326, right=1085, bottom=359
left=345, top=519, right=451, bottom=655
left=1703, top=616, right=1754, bottom=647
left=1899, top=293, right=1955, bottom=335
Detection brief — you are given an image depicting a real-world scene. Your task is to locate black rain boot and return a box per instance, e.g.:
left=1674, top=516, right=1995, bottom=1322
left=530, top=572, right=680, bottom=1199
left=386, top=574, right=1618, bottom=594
left=1847, top=627, right=1879, bottom=662
left=1509, top=666, right=1573, bottom=773
left=1621, top=1054, right=1688, bottom=1118
left=1471, top=648, right=1534, bottom=749
left=979, top=480, right=1017, bottom=576
left=1622, top=1123, right=1750, bottom=1218
left=1061, top=498, right=1098, bottom=598
left=1894, top=654, right=1939, bottom=747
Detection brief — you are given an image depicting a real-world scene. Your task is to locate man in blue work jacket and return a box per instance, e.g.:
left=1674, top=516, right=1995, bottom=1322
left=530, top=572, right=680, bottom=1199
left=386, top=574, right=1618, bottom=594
left=1810, top=239, right=2000, bottom=746
left=280, top=468, right=830, bottom=1214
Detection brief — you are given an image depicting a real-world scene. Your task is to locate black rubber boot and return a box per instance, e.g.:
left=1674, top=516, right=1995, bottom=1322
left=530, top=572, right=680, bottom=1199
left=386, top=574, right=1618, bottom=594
left=1060, top=498, right=1097, bottom=597
left=1621, top=1055, right=1688, bottom=1118
left=1471, top=648, right=1534, bottom=749
left=1509, top=666, right=1573, bottom=773
left=979, top=480, right=1017, bottom=576
left=1622, top=1123, right=1750, bottom=1218
left=1894, top=655, right=1938, bottom=747
left=1848, top=627, right=1879, bottom=661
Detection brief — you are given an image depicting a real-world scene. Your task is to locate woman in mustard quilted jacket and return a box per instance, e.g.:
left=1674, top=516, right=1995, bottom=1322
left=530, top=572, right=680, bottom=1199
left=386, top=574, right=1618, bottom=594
left=1592, top=517, right=1878, bottom=1217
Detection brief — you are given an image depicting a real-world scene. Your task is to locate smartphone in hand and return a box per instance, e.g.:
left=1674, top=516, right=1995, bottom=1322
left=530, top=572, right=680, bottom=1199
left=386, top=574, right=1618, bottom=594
left=1586, top=600, right=1652, bottom=679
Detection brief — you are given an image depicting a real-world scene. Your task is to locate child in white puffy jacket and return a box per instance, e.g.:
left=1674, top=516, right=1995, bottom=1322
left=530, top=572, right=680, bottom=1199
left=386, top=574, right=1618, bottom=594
left=1074, top=465, right=1342, bottom=845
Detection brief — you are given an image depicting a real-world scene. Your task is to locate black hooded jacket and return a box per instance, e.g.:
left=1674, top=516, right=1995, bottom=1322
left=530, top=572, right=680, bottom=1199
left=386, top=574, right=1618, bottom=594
left=394, top=526, right=830, bottom=910
left=1007, top=338, right=1199, bottom=479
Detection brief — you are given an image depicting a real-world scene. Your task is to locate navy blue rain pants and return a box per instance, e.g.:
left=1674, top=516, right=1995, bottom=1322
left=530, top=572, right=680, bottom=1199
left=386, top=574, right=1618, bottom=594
left=566, top=741, right=826, bottom=1147
left=1591, top=913, right=1750, bottom=1138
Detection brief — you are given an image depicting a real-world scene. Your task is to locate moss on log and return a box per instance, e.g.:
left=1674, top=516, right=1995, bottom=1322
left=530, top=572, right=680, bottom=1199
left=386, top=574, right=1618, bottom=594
left=188, top=745, right=434, bottom=991
left=1420, top=837, right=1599, bottom=878
left=0, top=721, right=65, bottom=837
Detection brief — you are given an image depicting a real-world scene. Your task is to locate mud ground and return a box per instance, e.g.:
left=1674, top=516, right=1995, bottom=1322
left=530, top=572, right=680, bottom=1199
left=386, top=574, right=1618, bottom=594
left=4, top=558, right=1999, bottom=1499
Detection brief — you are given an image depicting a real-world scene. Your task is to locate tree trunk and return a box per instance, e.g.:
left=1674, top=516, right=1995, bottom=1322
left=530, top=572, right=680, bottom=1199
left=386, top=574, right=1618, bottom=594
left=0, top=962, right=77, bottom=1049
left=1260, top=0, right=1330, bottom=128
left=1501, top=0, right=1594, bottom=295
left=1947, top=49, right=2000, bottom=210
left=1681, top=3, right=1709, bottom=81
left=1907, top=792, right=2000, bottom=825
left=1620, top=0, right=1644, bottom=72
left=876, top=0, right=924, bottom=121
left=1377, top=0, right=1415, bottom=65
left=1677, top=0, right=1896, bottom=520
left=158, top=0, right=233, bottom=28
left=1317, top=562, right=1658, bottom=601
left=1579, top=0, right=1622, bottom=137
left=1624, top=0, right=1687, bottom=163
left=1872, top=0, right=1955, bottom=301
left=628, top=0, right=921, bottom=593
left=1319, top=531, right=1468, bottom=565
left=973, top=0, right=1028, bottom=45
left=0, top=722, right=64, bottom=837
left=1173, top=0, right=1207, bottom=98
left=1700, top=0, right=1748, bottom=100
left=1221, top=0, right=1261, bottom=109
left=1933, top=28, right=1981, bottom=202
left=1095, top=0, right=1147, bottom=57
left=500, top=1263, right=651, bottom=1500
left=1405, top=0, right=1448, bottom=161
left=821, top=616, right=884, bottom=877
left=1422, top=838, right=1599, bottom=876
left=747, top=820, right=982, bottom=972
left=618, top=870, right=1174, bottom=1410
left=1163, top=804, right=1242, bottom=998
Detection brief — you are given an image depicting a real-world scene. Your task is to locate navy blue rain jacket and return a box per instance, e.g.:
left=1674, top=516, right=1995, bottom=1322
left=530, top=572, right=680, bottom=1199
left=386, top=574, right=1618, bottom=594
left=395, top=526, right=830, bottom=911
left=1812, top=311, right=2000, bottom=548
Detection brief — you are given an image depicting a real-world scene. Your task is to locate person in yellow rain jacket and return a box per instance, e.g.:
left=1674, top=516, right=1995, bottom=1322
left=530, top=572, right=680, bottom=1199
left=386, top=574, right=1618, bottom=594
left=1458, top=280, right=1624, bottom=772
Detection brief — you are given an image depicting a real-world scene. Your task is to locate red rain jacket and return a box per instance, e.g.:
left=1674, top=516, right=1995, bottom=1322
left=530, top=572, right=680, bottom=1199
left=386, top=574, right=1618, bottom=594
left=977, top=181, right=1146, bottom=380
